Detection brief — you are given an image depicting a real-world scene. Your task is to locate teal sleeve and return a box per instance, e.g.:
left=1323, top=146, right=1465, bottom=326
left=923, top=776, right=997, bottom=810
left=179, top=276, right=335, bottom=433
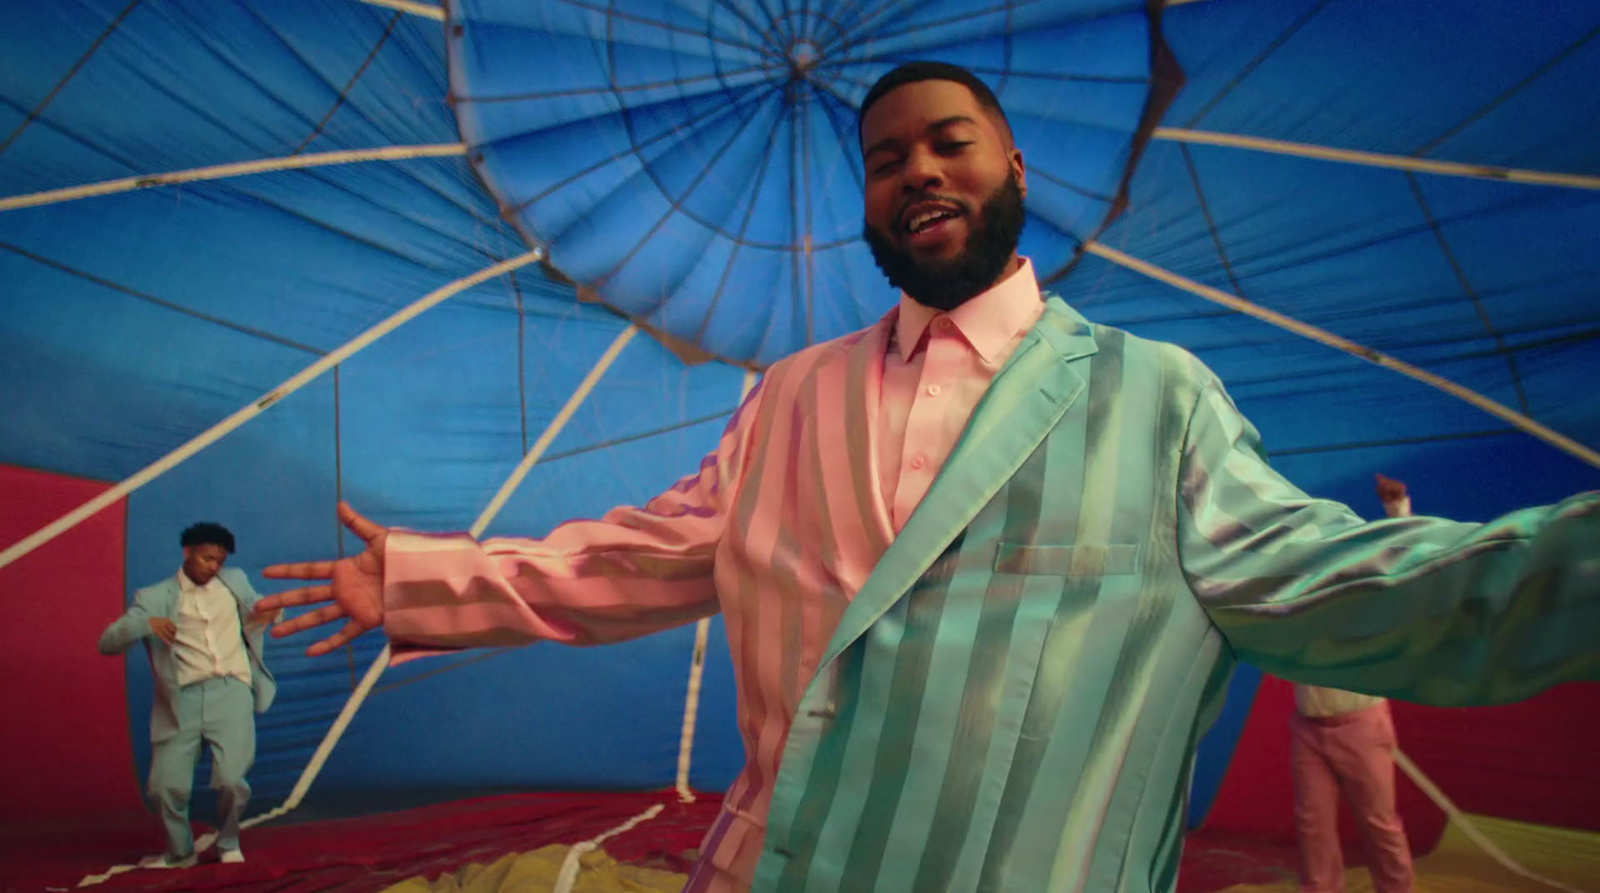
left=98, top=593, right=155, bottom=655
left=1178, top=380, right=1600, bottom=707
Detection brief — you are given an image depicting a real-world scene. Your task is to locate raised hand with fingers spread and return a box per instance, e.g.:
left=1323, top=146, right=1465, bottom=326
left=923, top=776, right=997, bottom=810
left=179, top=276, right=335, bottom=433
left=256, top=502, right=389, bottom=657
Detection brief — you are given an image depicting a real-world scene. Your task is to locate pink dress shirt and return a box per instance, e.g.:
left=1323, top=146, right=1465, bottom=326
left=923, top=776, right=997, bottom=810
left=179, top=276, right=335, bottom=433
left=383, top=259, right=1047, bottom=892
left=878, top=260, right=1046, bottom=530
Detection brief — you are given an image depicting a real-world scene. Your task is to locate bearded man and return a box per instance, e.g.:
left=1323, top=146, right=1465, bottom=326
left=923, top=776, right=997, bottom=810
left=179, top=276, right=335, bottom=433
left=258, top=62, right=1600, bottom=893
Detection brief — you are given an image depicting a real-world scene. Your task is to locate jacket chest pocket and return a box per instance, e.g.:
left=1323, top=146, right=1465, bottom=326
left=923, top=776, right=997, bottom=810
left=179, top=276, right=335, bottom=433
left=993, top=542, right=1141, bottom=578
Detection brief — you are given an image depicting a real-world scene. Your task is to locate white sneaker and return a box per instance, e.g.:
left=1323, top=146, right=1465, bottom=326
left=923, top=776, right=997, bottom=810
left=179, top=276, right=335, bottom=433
left=219, top=848, right=246, bottom=864
left=138, top=852, right=197, bottom=869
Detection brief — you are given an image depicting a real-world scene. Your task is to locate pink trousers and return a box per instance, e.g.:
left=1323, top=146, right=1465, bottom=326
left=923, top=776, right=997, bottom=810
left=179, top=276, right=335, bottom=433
left=1291, top=702, right=1414, bottom=893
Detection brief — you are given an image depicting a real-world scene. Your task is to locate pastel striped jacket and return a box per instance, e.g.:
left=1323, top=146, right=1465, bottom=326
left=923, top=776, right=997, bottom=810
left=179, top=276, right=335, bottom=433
left=384, top=297, right=1600, bottom=893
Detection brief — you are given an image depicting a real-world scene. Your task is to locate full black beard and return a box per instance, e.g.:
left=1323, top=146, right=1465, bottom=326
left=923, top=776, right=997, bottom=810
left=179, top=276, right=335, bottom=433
left=863, top=171, right=1026, bottom=312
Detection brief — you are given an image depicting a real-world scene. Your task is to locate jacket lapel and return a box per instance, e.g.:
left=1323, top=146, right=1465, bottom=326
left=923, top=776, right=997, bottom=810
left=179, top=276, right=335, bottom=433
left=158, top=579, right=180, bottom=618
left=219, top=571, right=273, bottom=680
left=220, top=571, right=252, bottom=619
left=815, top=299, right=1099, bottom=670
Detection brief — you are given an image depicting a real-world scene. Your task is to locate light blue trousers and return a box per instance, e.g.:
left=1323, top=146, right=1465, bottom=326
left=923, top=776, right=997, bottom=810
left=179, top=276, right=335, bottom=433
left=148, top=676, right=255, bottom=857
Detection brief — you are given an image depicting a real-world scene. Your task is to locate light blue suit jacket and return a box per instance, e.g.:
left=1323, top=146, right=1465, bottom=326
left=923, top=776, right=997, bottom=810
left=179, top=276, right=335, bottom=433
left=750, top=299, right=1600, bottom=893
left=98, top=567, right=277, bottom=743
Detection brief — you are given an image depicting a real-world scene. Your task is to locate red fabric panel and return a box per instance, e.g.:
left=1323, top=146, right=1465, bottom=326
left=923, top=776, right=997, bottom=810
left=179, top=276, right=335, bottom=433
left=0, top=789, right=1331, bottom=893
left=0, top=464, right=141, bottom=826
left=1389, top=682, right=1600, bottom=832
left=1201, top=676, right=1448, bottom=857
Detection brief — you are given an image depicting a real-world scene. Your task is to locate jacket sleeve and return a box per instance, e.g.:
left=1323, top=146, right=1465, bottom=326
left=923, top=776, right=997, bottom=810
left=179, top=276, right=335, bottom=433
left=226, top=569, right=280, bottom=628
left=98, top=592, right=156, bottom=655
left=1176, top=376, right=1600, bottom=707
left=382, top=380, right=764, bottom=654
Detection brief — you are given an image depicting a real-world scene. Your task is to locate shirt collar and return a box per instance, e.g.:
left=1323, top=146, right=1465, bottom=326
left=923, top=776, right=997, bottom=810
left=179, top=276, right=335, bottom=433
left=891, top=257, right=1042, bottom=364
left=178, top=569, right=213, bottom=593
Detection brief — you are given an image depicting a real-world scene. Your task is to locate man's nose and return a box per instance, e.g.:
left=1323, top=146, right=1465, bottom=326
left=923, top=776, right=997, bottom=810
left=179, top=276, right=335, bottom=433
left=900, top=150, right=942, bottom=191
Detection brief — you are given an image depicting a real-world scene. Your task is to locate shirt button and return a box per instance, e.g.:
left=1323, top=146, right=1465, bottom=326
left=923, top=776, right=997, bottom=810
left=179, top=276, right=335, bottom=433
left=934, top=317, right=952, bottom=331
left=927, top=384, right=941, bottom=396
left=910, top=455, right=926, bottom=470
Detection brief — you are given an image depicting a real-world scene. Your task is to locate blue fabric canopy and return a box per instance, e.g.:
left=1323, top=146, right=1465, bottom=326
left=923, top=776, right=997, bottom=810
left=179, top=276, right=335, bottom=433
left=2, top=0, right=1596, bottom=829
left=451, top=0, right=1164, bottom=365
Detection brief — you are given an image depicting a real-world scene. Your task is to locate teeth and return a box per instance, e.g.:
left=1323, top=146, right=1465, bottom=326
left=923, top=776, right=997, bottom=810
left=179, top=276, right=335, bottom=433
left=908, top=209, right=955, bottom=233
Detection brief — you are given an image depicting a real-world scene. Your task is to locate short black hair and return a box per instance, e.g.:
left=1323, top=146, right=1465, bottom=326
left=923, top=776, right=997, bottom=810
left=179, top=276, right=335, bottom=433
left=181, top=522, right=235, bottom=554
left=858, top=61, right=1013, bottom=145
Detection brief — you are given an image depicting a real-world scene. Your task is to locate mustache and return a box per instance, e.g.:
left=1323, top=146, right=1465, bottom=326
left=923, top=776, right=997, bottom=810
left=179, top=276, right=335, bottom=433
left=897, top=191, right=971, bottom=223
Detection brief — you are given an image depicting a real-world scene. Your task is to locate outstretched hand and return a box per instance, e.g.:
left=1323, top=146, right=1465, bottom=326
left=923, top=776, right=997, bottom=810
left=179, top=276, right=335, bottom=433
left=1375, top=473, right=1408, bottom=503
left=256, top=502, right=389, bottom=657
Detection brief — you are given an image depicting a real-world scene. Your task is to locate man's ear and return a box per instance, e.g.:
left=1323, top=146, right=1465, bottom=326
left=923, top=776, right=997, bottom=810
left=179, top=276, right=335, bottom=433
left=1012, top=148, right=1028, bottom=198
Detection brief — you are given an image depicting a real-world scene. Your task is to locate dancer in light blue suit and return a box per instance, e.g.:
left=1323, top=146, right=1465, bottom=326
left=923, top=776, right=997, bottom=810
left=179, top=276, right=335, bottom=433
left=99, top=522, right=276, bottom=868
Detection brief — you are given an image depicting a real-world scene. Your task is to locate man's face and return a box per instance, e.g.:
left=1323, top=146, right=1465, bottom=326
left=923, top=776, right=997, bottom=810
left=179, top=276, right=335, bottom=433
left=182, top=543, right=229, bottom=585
left=860, top=79, right=1027, bottom=311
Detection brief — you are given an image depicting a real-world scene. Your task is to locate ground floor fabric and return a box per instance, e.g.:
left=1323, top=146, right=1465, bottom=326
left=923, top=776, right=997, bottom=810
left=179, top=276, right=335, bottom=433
left=6, top=791, right=1593, bottom=893
left=379, top=845, right=687, bottom=893
left=1217, top=813, right=1600, bottom=893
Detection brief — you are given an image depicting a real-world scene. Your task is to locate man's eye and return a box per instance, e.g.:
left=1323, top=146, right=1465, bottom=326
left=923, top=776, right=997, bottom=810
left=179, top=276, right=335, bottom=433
left=872, top=159, right=902, bottom=176
left=937, top=141, right=973, bottom=153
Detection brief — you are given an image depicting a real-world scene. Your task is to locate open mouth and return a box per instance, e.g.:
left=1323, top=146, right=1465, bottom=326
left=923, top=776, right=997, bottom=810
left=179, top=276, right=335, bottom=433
left=901, top=201, right=965, bottom=237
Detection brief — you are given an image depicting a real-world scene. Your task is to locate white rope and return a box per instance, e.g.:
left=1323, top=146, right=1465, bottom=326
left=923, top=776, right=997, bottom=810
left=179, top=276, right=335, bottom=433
left=0, top=143, right=467, bottom=213
left=237, top=644, right=393, bottom=830
left=471, top=325, right=639, bottom=538
left=1152, top=128, right=1600, bottom=192
left=674, top=369, right=759, bottom=803
left=229, top=324, right=638, bottom=827
left=674, top=618, right=713, bottom=805
left=1394, top=749, right=1591, bottom=893
left=1081, top=242, right=1600, bottom=470
left=554, top=361, right=751, bottom=890
left=0, top=250, right=543, bottom=573
left=215, top=324, right=634, bottom=839
left=516, top=326, right=665, bottom=893
left=235, top=325, right=635, bottom=813
left=552, top=804, right=666, bottom=893
left=62, top=864, right=135, bottom=889
left=353, top=0, right=445, bottom=19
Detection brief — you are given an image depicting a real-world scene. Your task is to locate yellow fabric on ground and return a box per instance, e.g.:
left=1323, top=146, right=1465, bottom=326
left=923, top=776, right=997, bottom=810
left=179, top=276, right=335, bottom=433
left=1217, top=814, right=1600, bottom=893
left=380, top=844, right=688, bottom=893
left=376, top=814, right=1600, bottom=893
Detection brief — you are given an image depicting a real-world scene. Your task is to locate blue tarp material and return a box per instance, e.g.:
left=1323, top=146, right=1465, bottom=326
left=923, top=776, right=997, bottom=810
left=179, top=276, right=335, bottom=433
left=2, top=0, right=1596, bottom=830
